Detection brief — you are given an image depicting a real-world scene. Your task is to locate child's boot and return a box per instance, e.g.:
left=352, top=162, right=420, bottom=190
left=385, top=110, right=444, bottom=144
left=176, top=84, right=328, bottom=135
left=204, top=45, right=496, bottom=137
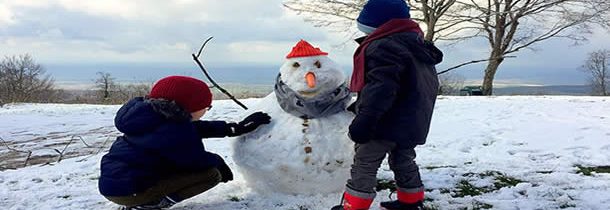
left=119, top=196, right=178, bottom=210
left=380, top=188, right=424, bottom=210
left=379, top=200, right=424, bottom=210
left=330, top=188, right=375, bottom=210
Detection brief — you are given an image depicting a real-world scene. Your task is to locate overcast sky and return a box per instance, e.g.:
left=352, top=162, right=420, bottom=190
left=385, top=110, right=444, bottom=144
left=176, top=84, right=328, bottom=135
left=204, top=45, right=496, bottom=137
left=1, top=0, right=609, bottom=85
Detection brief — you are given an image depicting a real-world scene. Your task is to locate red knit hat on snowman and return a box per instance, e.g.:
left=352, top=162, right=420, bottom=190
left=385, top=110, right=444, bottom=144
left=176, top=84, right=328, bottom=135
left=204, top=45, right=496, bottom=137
left=148, top=76, right=212, bottom=113
left=286, top=40, right=328, bottom=58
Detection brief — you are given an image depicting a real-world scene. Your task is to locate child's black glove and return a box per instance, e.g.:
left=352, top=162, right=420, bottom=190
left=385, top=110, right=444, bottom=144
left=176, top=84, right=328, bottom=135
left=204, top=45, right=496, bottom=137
left=228, top=112, right=271, bottom=136
left=348, top=114, right=376, bottom=144
left=217, top=161, right=234, bottom=183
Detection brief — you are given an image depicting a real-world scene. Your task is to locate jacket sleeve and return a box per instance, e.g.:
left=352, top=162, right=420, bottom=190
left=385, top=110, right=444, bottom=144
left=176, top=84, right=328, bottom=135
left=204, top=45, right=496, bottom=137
left=356, top=39, right=408, bottom=123
left=159, top=134, right=224, bottom=170
left=192, top=120, right=233, bottom=138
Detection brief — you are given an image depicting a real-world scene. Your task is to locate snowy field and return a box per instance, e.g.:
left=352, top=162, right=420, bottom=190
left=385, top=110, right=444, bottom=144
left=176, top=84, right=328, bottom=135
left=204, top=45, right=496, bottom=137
left=1, top=96, right=609, bottom=210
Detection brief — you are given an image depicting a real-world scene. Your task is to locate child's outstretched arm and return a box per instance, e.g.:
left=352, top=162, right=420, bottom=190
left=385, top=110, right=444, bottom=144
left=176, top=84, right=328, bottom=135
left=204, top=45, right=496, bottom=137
left=192, top=120, right=234, bottom=138
left=193, top=112, right=271, bottom=138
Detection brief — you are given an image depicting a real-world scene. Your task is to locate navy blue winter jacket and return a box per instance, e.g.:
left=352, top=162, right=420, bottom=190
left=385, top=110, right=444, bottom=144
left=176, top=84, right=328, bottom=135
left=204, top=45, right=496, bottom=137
left=98, top=97, right=231, bottom=196
left=351, top=32, right=442, bottom=148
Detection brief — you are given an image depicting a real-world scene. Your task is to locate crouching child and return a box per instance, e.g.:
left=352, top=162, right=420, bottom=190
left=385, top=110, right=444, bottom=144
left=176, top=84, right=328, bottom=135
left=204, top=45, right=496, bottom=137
left=98, top=76, right=271, bottom=209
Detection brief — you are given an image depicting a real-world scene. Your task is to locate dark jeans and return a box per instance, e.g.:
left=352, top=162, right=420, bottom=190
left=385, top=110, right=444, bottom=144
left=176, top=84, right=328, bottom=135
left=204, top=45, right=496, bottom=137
left=346, top=140, right=423, bottom=197
left=105, top=168, right=222, bottom=207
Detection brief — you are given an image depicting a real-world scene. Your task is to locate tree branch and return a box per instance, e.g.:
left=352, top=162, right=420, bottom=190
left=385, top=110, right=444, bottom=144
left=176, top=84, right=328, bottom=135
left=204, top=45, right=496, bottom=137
left=437, top=55, right=517, bottom=75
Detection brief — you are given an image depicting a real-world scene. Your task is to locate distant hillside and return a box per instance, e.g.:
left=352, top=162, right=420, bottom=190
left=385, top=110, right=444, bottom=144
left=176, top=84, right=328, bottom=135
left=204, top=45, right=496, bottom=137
left=493, top=85, right=592, bottom=96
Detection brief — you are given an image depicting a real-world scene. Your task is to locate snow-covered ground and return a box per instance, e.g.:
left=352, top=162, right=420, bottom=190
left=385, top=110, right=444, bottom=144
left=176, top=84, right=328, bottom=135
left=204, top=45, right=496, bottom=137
left=1, top=96, right=609, bottom=210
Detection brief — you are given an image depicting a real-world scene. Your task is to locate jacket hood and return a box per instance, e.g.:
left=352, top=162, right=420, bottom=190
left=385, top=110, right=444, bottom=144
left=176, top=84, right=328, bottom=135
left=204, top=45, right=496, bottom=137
left=400, top=32, right=443, bottom=65
left=114, top=97, right=191, bottom=136
left=356, top=32, right=444, bottom=65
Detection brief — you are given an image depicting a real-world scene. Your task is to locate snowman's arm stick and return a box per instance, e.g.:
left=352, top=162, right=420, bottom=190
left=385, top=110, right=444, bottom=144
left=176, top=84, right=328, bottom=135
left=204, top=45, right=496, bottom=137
left=192, top=37, right=249, bottom=110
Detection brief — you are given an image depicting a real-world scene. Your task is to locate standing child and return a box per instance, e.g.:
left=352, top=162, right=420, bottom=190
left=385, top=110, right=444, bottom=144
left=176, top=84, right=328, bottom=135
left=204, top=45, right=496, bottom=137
left=99, top=76, right=271, bottom=210
left=332, top=0, right=443, bottom=209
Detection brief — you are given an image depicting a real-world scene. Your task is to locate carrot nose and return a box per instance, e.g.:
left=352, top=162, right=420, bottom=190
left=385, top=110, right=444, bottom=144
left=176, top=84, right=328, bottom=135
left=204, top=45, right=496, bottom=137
left=305, top=72, right=316, bottom=88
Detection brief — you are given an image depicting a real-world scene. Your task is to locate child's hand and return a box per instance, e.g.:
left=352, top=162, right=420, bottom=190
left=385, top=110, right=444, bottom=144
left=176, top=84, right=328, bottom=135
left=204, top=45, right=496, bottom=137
left=232, top=112, right=271, bottom=135
left=348, top=114, right=376, bottom=144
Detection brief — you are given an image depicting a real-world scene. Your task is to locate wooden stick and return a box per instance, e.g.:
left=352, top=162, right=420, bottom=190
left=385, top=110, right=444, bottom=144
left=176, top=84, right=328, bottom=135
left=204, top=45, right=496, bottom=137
left=192, top=37, right=248, bottom=110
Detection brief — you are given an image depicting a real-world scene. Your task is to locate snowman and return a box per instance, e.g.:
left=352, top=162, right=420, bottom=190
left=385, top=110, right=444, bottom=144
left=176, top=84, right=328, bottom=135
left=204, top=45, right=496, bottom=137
left=234, top=40, right=355, bottom=194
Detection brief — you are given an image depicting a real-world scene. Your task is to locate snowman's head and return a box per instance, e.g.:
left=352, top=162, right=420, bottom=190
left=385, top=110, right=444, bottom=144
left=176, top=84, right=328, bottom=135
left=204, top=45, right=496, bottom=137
left=279, top=40, right=345, bottom=98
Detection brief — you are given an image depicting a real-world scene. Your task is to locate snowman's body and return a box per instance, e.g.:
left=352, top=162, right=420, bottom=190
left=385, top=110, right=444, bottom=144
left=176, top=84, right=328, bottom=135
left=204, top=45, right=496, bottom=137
left=234, top=40, right=355, bottom=194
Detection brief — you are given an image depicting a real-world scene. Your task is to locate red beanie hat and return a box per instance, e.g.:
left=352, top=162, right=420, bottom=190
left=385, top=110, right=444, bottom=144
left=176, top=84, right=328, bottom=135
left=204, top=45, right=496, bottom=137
left=286, top=40, right=328, bottom=58
left=148, top=76, right=212, bottom=113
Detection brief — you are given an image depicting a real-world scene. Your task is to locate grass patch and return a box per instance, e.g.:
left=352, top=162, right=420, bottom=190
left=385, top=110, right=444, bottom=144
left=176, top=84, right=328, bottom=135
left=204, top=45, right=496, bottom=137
left=452, top=171, right=524, bottom=198
left=424, top=165, right=457, bottom=170
left=472, top=201, right=494, bottom=209
left=462, top=172, right=478, bottom=177
left=493, top=175, right=523, bottom=189
left=376, top=179, right=397, bottom=192
left=227, top=196, right=242, bottom=202
left=381, top=171, right=523, bottom=199
left=454, top=180, right=487, bottom=197
left=575, top=165, right=610, bottom=176
left=424, top=204, right=441, bottom=210
left=479, top=171, right=524, bottom=189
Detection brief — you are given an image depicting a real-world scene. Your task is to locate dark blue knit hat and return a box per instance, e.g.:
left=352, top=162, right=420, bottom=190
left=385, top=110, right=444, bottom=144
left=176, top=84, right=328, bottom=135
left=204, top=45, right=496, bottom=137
left=357, top=0, right=411, bottom=29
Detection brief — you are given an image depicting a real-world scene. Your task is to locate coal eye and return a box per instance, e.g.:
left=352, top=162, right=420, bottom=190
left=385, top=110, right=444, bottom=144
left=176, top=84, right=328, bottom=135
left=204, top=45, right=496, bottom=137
left=293, top=62, right=300, bottom=68
left=314, top=61, right=321, bottom=68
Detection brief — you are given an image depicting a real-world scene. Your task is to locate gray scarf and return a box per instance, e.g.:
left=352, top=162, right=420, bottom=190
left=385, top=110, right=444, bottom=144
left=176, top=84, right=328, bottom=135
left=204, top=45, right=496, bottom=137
left=274, top=74, right=351, bottom=119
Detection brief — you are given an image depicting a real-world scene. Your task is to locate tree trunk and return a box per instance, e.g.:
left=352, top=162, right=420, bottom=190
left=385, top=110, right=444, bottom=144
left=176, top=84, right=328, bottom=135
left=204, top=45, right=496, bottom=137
left=601, top=59, right=608, bottom=96
left=425, top=24, right=435, bottom=42
left=482, top=54, right=504, bottom=95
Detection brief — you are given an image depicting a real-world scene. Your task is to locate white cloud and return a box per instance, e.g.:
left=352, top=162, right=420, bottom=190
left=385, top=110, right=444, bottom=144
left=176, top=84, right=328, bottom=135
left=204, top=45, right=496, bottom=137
left=0, top=4, right=15, bottom=27
left=0, top=36, right=194, bottom=64
left=225, top=41, right=294, bottom=64
left=1, top=0, right=608, bottom=85
left=42, top=0, right=286, bottom=25
left=0, top=0, right=338, bottom=65
left=8, top=0, right=51, bottom=7
left=38, top=28, right=64, bottom=39
left=57, top=0, right=143, bottom=19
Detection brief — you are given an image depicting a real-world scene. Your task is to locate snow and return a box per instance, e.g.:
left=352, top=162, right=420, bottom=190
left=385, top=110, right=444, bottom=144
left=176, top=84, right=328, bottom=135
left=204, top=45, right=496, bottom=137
left=0, top=103, right=121, bottom=169
left=1, top=96, right=610, bottom=210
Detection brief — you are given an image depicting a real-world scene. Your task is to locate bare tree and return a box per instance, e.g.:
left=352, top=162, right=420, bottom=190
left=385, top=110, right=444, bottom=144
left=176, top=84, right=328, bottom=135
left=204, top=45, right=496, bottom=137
left=581, top=49, right=609, bottom=96
left=407, top=0, right=474, bottom=42
left=0, top=54, right=56, bottom=105
left=453, top=0, right=610, bottom=95
left=116, top=82, right=153, bottom=102
left=283, top=0, right=464, bottom=42
left=94, top=72, right=117, bottom=101
left=438, top=72, right=465, bottom=95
